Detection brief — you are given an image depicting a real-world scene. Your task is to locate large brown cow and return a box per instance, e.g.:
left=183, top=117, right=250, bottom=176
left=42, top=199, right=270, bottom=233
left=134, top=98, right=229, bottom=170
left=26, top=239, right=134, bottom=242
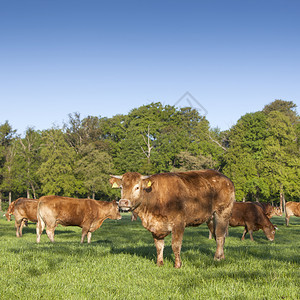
left=229, top=202, right=277, bottom=241
left=10, top=198, right=39, bottom=237
left=110, top=170, right=235, bottom=268
left=36, top=196, right=122, bottom=243
left=285, top=201, right=300, bottom=226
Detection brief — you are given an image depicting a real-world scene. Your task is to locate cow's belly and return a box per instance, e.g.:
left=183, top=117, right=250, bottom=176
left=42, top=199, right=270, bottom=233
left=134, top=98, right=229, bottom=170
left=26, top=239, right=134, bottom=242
left=141, top=214, right=172, bottom=237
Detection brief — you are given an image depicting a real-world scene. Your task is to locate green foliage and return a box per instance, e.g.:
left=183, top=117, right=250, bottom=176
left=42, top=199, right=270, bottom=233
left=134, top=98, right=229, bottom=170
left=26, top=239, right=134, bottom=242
left=223, top=102, right=300, bottom=203
left=0, top=100, right=298, bottom=202
left=75, top=144, right=115, bottom=199
left=37, top=128, right=81, bottom=196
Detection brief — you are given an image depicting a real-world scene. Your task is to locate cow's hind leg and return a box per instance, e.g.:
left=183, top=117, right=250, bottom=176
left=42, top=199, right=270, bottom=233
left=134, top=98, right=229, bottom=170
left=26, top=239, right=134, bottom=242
left=152, top=235, right=165, bottom=267
left=46, top=226, right=56, bottom=242
left=19, top=219, right=27, bottom=237
left=241, top=226, right=248, bottom=240
left=36, top=216, right=46, bottom=243
left=207, top=217, right=215, bottom=240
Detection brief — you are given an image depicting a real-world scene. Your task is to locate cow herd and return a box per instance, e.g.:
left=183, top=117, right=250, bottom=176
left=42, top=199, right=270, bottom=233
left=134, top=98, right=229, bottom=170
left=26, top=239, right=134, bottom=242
left=3, top=170, right=300, bottom=269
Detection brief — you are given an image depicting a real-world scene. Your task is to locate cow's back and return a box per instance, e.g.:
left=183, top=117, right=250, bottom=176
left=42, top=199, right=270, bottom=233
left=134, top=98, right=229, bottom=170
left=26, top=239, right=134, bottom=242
left=14, top=198, right=38, bottom=222
left=146, top=170, right=235, bottom=224
left=286, top=202, right=300, bottom=217
left=38, top=196, right=95, bottom=226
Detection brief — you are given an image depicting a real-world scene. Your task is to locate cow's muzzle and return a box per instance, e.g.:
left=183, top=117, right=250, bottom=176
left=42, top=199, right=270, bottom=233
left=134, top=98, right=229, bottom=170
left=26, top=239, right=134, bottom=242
left=118, top=199, right=132, bottom=212
left=118, top=199, right=141, bottom=212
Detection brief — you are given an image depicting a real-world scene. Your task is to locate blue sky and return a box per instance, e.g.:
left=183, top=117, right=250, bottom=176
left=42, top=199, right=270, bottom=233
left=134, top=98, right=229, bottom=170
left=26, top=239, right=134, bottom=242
left=0, top=0, right=299, bottom=135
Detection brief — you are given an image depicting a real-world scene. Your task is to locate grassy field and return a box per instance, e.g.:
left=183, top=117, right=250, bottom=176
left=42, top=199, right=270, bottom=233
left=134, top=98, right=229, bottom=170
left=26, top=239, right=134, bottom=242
left=0, top=212, right=299, bottom=299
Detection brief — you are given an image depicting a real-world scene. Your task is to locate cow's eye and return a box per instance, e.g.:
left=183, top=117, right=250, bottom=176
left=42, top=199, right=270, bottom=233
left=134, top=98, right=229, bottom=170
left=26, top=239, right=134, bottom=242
left=135, top=186, right=139, bottom=190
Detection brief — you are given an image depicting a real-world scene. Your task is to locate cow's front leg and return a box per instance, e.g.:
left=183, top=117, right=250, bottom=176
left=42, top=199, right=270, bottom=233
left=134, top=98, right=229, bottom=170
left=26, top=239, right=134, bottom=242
left=87, top=232, right=92, bottom=243
left=153, top=235, right=164, bottom=267
left=81, top=227, right=89, bottom=243
left=15, top=221, right=21, bottom=237
left=172, top=226, right=184, bottom=268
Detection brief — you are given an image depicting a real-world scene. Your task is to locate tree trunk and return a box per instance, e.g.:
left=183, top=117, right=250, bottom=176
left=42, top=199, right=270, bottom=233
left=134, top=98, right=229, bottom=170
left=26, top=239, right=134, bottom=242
left=92, top=192, right=95, bottom=200
left=27, top=188, right=30, bottom=199
left=0, top=193, right=2, bottom=211
left=282, top=192, right=286, bottom=214
left=9, top=191, right=12, bottom=205
left=280, top=183, right=284, bottom=213
left=30, top=183, right=37, bottom=199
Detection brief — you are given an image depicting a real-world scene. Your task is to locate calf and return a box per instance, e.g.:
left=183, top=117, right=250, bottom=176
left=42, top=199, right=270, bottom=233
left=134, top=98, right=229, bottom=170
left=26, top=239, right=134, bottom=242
left=36, top=196, right=121, bottom=243
left=253, top=202, right=282, bottom=218
left=229, top=202, right=276, bottom=241
left=11, top=198, right=38, bottom=237
left=285, top=201, right=300, bottom=226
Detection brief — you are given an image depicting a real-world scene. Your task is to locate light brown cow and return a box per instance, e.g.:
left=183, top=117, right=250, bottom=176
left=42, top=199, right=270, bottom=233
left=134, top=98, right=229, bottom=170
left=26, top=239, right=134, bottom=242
left=36, top=196, right=121, bottom=243
left=10, top=198, right=39, bottom=237
left=110, top=170, right=235, bottom=268
left=229, top=202, right=277, bottom=241
left=285, top=201, right=300, bottom=226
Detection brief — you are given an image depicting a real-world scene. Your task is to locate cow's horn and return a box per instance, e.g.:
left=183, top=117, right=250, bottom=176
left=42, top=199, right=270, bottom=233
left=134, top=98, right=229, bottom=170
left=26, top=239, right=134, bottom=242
left=110, top=175, right=122, bottom=179
left=141, top=175, right=151, bottom=180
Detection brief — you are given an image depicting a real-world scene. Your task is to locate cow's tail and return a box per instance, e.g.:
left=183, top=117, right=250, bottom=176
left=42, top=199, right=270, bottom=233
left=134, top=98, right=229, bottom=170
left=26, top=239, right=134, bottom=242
left=36, top=201, right=45, bottom=243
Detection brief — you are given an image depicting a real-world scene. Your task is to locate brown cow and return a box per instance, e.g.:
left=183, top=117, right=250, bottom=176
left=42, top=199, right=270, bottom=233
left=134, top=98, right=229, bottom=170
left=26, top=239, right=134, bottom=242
left=253, top=202, right=282, bottom=219
left=229, top=202, right=276, bottom=241
left=285, top=201, right=300, bottom=226
left=11, top=198, right=39, bottom=237
left=36, top=196, right=122, bottom=243
left=110, top=170, right=235, bottom=268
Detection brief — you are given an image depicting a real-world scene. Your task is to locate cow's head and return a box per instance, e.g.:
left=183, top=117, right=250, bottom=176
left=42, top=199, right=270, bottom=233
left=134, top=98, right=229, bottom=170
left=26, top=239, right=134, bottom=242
left=109, top=172, right=152, bottom=212
left=273, top=207, right=282, bottom=217
left=4, top=212, right=11, bottom=221
left=263, top=224, right=277, bottom=241
left=109, top=200, right=122, bottom=220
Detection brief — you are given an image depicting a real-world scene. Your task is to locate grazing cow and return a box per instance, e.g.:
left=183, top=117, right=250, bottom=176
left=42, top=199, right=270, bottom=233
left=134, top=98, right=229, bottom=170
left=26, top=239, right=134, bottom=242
left=208, top=201, right=282, bottom=239
left=110, top=170, right=235, bottom=268
left=253, top=202, right=282, bottom=218
left=229, top=202, right=276, bottom=241
left=11, top=198, right=39, bottom=237
left=36, top=196, right=122, bottom=243
left=285, top=201, right=300, bottom=226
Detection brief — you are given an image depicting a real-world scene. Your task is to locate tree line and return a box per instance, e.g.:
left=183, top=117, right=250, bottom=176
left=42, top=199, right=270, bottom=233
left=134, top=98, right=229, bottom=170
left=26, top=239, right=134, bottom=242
left=0, top=100, right=299, bottom=209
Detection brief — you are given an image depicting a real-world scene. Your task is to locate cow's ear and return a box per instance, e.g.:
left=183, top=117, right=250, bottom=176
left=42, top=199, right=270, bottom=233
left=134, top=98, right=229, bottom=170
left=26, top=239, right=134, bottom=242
left=109, top=176, right=122, bottom=188
left=142, top=179, right=153, bottom=191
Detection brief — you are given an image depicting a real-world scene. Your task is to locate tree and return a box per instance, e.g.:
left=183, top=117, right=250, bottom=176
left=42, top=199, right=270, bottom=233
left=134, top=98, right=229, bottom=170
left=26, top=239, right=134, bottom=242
left=222, top=112, right=270, bottom=202
left=37, top=128, right=82, bottom=196
left=0, top=121, right=16, bottom=207
left=75, top=144, right=114, bottom=199
left=14, top=128, right=42, bottom=198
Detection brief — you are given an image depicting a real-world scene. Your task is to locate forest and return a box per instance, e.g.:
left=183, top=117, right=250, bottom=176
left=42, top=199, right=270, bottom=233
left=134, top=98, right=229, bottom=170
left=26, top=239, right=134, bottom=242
left=0, top=99, right=299, bottom=208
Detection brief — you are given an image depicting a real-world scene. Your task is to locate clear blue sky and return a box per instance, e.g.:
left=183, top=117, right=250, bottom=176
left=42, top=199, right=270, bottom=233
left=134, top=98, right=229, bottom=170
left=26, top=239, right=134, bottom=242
left=1, top=0, right=299, bottom=134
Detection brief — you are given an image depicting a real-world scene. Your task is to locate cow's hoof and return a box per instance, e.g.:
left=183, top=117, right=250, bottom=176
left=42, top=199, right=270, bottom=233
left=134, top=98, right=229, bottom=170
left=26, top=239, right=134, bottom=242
left=157, top=260, right=164, bottom=267
left=214, top=254, right=225, bottom=261
left=174, top=262, right=182, bottom=269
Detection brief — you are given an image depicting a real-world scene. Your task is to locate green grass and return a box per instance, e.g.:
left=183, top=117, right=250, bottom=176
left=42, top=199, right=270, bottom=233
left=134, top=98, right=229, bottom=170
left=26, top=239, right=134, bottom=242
left=0, top=213, right=299, bottom=299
